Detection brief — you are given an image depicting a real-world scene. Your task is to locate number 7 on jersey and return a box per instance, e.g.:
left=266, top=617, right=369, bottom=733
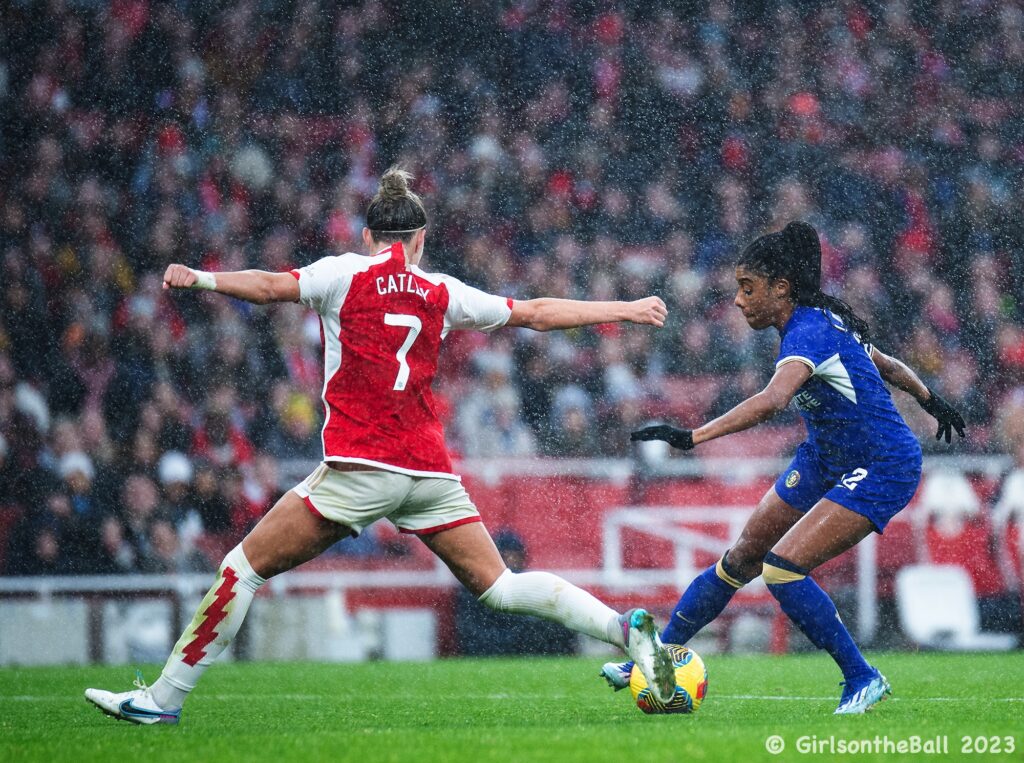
left=384, top=313, right=422, bottom=391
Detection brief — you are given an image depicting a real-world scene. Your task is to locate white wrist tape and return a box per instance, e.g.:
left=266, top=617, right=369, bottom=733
left=190, top=270, right=217, bottom=291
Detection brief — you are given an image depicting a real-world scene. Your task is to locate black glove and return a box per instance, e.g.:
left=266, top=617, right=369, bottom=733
left=920, top=387, right=966, bottom=443
left=630, top=424, right=695, bottom=450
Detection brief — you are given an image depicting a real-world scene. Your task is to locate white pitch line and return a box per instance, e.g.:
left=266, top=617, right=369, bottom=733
left=5, top=693, right=1023, bottom=703
left=716, top=694, right=1024, bottom=703
left=201, top=694, right=322, bottom=701
left=4, top=693, right=322, bottom=702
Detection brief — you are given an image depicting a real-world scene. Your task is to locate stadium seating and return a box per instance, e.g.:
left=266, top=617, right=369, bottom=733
left=0, top=508, right=23, bottom=573
left=654, top=375, right=725, bottom=422
left=993, top=470, right=1024, bottom=609
left=917, top=471, right=1007, bottom=600
left=896, top=565, right=1017, bottom=651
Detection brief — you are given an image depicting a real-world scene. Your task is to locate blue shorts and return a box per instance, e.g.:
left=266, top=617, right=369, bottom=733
left=773, top=442, right=922, bottom=532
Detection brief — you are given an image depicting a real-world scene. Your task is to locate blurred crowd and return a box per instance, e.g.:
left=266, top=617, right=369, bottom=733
left=2, top=0, right=1024, bottom=574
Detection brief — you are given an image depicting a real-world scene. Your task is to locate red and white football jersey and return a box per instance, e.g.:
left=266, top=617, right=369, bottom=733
left=290, top=242, right=512, bottom=479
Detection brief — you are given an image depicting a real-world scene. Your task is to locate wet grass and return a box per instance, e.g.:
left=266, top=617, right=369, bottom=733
left=1, top=652, right=1022, bottom=762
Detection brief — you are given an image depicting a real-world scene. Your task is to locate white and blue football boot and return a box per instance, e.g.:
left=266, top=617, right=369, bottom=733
left=618, top=609, right=675, bottom=704
left=85, top=672, right=181, bottom=725
left=834, top=668, right=891, bottom=715
left=599, top=660, right=633, bottom=691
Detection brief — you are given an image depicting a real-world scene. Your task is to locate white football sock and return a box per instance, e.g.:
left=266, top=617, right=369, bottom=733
left=150, top=544, right=265, bottom=710
left=478, top=569, right=624, bottom=647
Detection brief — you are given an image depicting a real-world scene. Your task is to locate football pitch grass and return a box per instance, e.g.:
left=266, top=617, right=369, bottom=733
left=2, top=652, right=1022, bottom=763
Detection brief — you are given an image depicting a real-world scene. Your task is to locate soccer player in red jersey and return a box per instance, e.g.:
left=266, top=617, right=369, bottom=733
left=85, top=168, right=676, bottom=723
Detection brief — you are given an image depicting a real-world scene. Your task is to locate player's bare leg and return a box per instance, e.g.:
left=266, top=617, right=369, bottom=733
left=85, top=489, right=352, bottom=723
left=724, top=487, right=805, bottom=579
left=240, top=490, right=354, bottom=578
left=417, top=520, right=507, bottom=595
left=420, top=522, right=676, bottom=701
left=770, top=498, right=873, bottom=571
left=603, top=488, right=802, bottom=689
left=764, top=498, right=888, bottom=714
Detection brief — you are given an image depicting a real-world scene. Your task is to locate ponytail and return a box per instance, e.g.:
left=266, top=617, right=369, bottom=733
left=737, top=220, right=873, bottom=343
left=805, top=292, right=872, bottom=343
left=366, top=166, right=428, bottom=237
left=780, top=221, right=820, bottom=303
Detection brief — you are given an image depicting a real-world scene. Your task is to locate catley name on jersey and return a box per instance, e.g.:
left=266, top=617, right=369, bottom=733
left=376, top=273, right=431, bottom=299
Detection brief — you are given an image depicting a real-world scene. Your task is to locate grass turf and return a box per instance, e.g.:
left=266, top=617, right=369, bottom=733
left=2, top=652, right=1023, bottom=763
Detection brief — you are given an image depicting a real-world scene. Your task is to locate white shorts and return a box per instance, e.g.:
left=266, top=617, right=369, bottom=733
left=291, top=463, right=481, bottom=536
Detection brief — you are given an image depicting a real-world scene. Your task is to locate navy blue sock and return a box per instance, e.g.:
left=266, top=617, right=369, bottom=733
left=764, top=555, right=873, bottom=684
left=660, top=562, right=740, bottom=646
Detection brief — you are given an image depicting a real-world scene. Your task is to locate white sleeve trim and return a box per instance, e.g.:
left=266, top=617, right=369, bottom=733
left=776, top=355, right=817, bottom=371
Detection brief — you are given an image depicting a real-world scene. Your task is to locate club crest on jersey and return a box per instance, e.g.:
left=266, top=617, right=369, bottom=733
left=376, top=273, right=431, bottom=300
left=785, top=470, right=801, bottom=488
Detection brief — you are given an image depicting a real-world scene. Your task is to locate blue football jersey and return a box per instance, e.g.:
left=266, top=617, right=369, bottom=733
left=776, top=306, right=920, bottom=466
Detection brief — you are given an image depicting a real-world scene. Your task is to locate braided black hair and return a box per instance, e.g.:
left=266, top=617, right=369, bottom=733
left=737, top=221, right=872, bottom=342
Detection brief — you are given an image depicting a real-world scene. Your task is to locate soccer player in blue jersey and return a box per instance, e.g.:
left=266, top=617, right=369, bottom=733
left=603, top=221, right=966, bottom=714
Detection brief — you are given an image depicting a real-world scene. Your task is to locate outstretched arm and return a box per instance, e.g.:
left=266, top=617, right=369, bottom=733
left=692, top=361, right=811, bottom=444
left=162, top=264, right=299, bottom=305
left=631, top=361, right=811, bottom=450
left=871, top=347, right=966, bottom=442
left=506, top=296, right=667, bottom=331
left=869, top=347, right=929, bottom=403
